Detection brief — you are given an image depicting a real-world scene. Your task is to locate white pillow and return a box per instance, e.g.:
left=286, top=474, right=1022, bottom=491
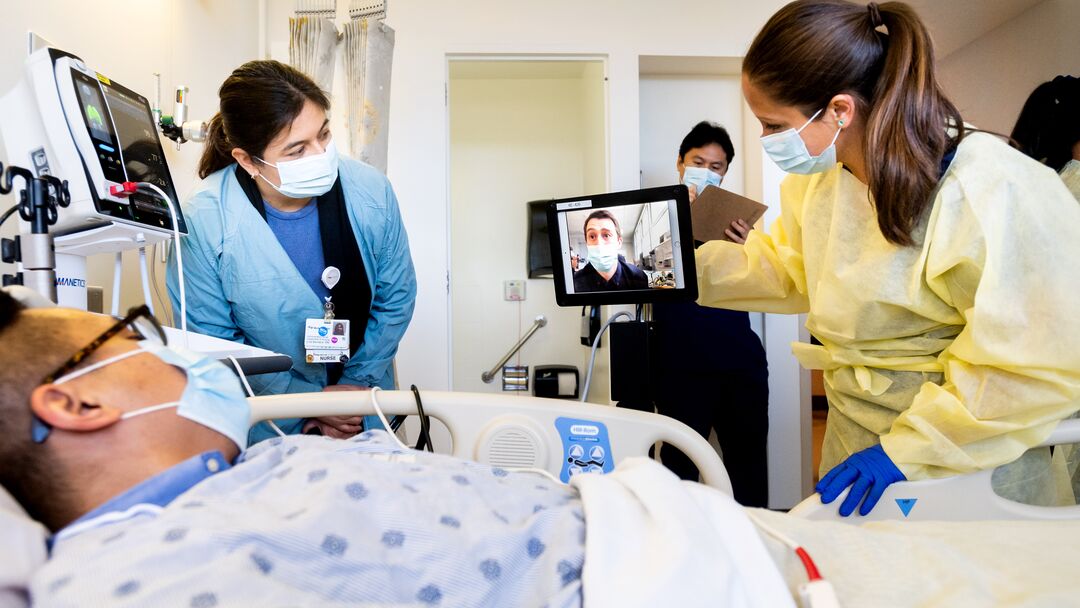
left=0, top=486, right=47, bottom=608
left=1, top=286, right=52, bottom=607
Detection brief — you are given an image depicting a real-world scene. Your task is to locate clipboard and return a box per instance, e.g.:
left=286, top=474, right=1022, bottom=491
left=690, top=185, right=769, bottom=242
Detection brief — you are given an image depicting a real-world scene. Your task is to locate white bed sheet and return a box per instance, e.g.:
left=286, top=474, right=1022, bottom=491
left=753, top=508, right=1080, bottom=607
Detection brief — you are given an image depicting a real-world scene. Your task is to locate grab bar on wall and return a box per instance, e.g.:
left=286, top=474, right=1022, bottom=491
left=481, top=315, right=548, bottom=383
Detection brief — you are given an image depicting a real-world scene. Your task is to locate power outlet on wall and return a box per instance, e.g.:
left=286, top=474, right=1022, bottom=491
left=504, top=280, right=525, bottom=301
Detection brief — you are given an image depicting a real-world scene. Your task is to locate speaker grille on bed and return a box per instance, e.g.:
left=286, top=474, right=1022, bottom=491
left=484, top=428, right=542, bottom=468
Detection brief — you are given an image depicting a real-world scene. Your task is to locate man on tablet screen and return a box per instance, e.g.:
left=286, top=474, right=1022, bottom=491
left=572, top=210, right=649, bottom=292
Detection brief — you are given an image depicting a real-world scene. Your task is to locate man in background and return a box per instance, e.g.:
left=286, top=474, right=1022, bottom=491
left=652, top=121, right=770, bottom=507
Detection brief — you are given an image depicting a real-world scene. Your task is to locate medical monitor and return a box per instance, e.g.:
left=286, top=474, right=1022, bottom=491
left=547, top=185, right=697, bottom=306
left=0, top=47, right=186, bottom=235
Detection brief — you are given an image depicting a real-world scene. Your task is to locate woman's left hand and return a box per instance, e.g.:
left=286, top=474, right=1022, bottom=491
left=725, top=219, right=753, bottom=244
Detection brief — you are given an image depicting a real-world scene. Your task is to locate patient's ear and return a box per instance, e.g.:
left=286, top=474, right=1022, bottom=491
left=29, top=384, right=122, bottom=432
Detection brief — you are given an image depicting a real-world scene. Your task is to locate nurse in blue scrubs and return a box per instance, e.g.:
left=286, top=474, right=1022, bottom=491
left=167, top=60, right=416, bottom=444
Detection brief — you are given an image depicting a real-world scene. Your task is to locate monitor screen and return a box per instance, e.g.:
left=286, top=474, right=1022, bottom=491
left=101, top=82, right=179, bottom=203
left=75, top=78, right=112, bottom=144
left=99, top=79, right=185, bottom=232
left=547, top=185, right=697, bottom=306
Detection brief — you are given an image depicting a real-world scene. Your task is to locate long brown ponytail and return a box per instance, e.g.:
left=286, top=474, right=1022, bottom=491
left=744, top=0, right=964, bottom=246
left=197, top=60, right=330, bottom=179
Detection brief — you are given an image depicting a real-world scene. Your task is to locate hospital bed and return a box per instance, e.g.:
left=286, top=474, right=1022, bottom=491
left=791, top=418, right=1080, bottom=522
left=248, top=389, right=735, bottom=494
left=7, top=389, right=1080, bottom=608
left=253, top=389, right=1080, bottom=523
left=247, top=391, right=1080, bottom=607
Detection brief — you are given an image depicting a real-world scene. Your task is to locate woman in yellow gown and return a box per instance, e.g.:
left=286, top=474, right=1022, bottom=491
left=697, top=0, right=1080, bottom=515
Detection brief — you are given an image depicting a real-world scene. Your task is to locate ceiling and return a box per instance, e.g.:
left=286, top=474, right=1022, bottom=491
left=905, top=0, right=1047, bottom=58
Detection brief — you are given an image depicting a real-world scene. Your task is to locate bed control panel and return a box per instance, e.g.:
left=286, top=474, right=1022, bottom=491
left=555, top=417, right=614, bottom=482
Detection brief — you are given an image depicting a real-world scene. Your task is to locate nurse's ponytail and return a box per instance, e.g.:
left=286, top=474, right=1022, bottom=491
left=744, top=0, right=964, bottom=246
left=197, top=60, right=330, bottom=179
left=198, top=113, right=232, bottom=179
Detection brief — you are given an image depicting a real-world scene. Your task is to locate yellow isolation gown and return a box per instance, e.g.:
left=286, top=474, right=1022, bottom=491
left=696, top=133, right=1080, bottom=503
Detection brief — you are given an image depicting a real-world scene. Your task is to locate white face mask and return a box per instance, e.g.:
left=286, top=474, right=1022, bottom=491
left=255, top=139, right=340, bottom=199
left=39, top=342, right=251, bottom=450
left=760, top=108, right=841, bottom=175
left=586, top=244, right=620, bottom=273
left=682, top=166, right=723, bottom=193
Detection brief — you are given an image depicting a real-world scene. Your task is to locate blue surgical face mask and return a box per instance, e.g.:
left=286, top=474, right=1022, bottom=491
left=42, top=342, right=251, bottom=450
left=586, top=244, right=619, bottom=273
left=760, top=108, right=841, bottom=174
left=255, top=139, right=340, bottom=199
left=682, top=166, right=723, bottom=193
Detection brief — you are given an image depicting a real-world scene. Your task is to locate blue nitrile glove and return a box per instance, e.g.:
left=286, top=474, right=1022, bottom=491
left=815, top=444, right=906, bottom=516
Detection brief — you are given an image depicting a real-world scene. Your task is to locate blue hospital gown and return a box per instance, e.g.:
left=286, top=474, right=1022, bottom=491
left=33, top=432, right=585, bottom=607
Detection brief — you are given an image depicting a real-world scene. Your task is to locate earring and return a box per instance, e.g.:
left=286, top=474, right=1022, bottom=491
left=838, top=119, right=845, bottom=128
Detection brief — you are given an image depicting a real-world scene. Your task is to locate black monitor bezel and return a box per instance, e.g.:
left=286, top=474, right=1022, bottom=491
left=100, top=78, right=186, bottom=233
left=546, top=185, right=698, bottom=307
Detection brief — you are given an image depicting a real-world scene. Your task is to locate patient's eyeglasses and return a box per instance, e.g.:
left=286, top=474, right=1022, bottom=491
left=42, top=305, right=168, bottom=385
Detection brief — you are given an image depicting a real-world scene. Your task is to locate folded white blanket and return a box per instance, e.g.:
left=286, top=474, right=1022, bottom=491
left=571, top=457, right=795, bottom=608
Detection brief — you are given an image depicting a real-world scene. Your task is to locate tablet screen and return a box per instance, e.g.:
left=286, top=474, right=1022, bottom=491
left=547, top=186, right=697, bottom=306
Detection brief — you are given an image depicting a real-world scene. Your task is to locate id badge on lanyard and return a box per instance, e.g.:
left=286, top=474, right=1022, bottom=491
left=304, top=266, right=350, bottom=364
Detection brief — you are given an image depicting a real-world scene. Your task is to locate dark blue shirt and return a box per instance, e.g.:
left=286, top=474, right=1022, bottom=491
left=264, top=199, right=331, bottom=301
left=573, top=256, right=649, bottom=292
left=653, top=301, right=766, bottom=372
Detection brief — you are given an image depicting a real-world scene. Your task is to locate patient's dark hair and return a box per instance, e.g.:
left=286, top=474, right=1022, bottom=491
left=0, top=291, right=76, bottom=529
left=198, top=60, right=331, bottom=179
left=0, top=289, right=20, bottom=330
left=679, top=121, right=735, bottom=165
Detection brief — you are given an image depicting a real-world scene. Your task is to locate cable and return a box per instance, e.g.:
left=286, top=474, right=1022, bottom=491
left=111, top=252, right=123, bottom=316
left=745, top=511, right=822, bottom=581
left=227, top=356, right=256, bottom=397
left=370, top=387, right=410, bottom=451
left=148, top=242, right=173, bottom=327
left=0, top=203, right=18, bottom=229
left=580, top=311, right=633, bottom=402
left=410, top=384, right=433, bottom=452
left=138, top=245, right=155, bottom=316
left=228, top=355, right=285, bottom=438
left=135, top=182, right=186, bottom=346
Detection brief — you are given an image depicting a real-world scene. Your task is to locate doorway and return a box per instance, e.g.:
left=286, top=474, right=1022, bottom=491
left=447, top=57, right=609, bottom=400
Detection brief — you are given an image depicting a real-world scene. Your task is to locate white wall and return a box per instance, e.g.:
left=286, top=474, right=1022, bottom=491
left=938, top=0, right=1080, bottom=134
left=448, top=63, right=608, bottom=399
left=0, top=0, right=260, bottom=314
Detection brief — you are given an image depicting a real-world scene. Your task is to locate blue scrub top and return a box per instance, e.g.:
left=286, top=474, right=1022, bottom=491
left=166, top=158, right=417, bottom=443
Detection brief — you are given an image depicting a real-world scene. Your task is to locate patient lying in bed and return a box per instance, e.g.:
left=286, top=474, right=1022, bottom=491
left=4, top=291, right=1080, bottom=608
left=41, top=432, right=589, bottom=607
